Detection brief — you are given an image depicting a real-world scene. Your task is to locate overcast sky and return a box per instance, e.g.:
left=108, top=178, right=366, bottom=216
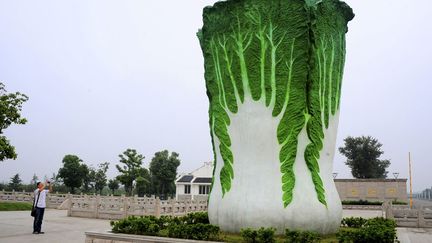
left=0, top=0, right=431, bottom=192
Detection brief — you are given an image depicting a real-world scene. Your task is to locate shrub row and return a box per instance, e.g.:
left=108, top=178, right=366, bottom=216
left=338, top=217, right=398, bottom=243
left=342, top=200, right=407, bottom=206
left=285, top=229, right=321, bottom=243
left=241, top=227, right=321, bottom=243
left=110, top=212, right=219, bottom=241
left=341, top=217, right=368, bottom=228
left=342, top=200, right=383, bottom=205
left=111, top=213, right=397, bottom=243
left=241, top=227, right=276, bottom=243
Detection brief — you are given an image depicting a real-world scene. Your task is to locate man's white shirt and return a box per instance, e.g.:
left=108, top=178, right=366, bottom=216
left=34, top=189, right=49, bottom=208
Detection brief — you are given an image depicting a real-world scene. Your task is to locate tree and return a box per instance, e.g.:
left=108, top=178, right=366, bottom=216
left=0, top=82, right=29, bottom=161
left=136, top=176, right=150, bottom=197
left=116, top=149, right=145, bottom=196
left=149, top=150, right=181, bottom=198
left=135, top=167, right=151, bottom=197
left=57, top=155, right=88, bottom=193
left=9, top=173, right=22, bottom=191
left=30, top=173, right=39, bottom=185
left=108, top=179, right=119, bottom=195
left=94, top=162, right=109, bottom=195
left=81, top=164, right=95, bottom=193
left=339, top=136, right=390, bottom=179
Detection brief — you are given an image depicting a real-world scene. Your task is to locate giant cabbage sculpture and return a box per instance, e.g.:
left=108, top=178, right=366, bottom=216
left=198, top=0, right=354, bottom=234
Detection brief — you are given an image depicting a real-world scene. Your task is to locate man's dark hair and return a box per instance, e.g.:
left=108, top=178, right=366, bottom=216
left=36, top=182, right=41, bottom=187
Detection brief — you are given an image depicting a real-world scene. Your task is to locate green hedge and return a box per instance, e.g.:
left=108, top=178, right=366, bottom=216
left=111, top=212, right=220, bottom=241
left=285, top=229, right=321, bottom=243
left=341, top=217, right=368, bottom=228
left=241, top=227, right=276, bottom=243
left=342, top=200, right=382, bottom=205
left=111, top=213, right=398, bottom=242
left=338, top=217, right=398, bottom=243
left=342, top=200, right=407, bottom=206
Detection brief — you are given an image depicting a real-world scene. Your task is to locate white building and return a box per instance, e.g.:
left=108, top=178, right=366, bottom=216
left=175, top=162, right=213, bottom=200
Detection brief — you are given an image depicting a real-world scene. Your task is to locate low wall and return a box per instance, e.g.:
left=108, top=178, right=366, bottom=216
left=383, top=202, right=432, bottom=228
left=69, top=195, right=208, bottom=220
left=85, top=232, right=220, bottom=243
left=335, top=179, right=408, bottom=203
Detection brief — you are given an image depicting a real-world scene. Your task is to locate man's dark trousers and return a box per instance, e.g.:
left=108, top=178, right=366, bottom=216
left=33, top=207, right=45, bottom=233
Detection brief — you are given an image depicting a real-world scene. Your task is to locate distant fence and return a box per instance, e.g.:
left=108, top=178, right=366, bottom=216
left=383, top=202, right=432, bottom=228
left=0, top=190, right=208, bottom=220
left=68, top=195, right=208, bottom=220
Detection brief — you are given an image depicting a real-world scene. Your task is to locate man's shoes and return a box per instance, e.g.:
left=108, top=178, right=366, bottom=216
left=32, top=232, right=39, bottom=234
left=38, top=232, right=45, bottom=234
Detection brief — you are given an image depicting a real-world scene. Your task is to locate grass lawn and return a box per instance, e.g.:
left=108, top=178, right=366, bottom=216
left=221, top=232, right=339, bottom=242
left=0, top=202, right=33, bottom=211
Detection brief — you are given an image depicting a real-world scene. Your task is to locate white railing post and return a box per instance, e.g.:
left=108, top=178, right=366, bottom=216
left=122, top=195, right=128, bottom=218
left=95, top=195, right=100, bottom=219
left=155, top=197, right=161, bottom=218
left=67, top=194, right=73, bottom=217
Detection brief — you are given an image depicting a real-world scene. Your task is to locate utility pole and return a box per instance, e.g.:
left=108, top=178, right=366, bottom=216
left=409, top=152, right=413, bottom=209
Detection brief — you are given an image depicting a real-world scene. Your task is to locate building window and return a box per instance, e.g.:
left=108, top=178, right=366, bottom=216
left=199, top=185, right=210, bottom=195
left=184, top=185, right=191, bottom=194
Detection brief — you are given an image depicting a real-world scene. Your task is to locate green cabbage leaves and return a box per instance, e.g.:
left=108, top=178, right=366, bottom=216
left=199, top=0, right=354, bottom=207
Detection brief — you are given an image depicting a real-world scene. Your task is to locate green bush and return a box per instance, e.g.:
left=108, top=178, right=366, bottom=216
left=342, top=200, right=382, bottom=205
left=240, top=227, right=276, bottom=243
left=111, top=216, right=159, bottom=235
left=391, top=200, right=407, bottom=205
left=168, top=223, right=220, bottom=241
left=337, top=217, right=398, bottom=243
left=285, top=229, right=321, bottom=243
left=110, top=212, right=220, bottom=241
left=179, top=212, right=210, bottom=225
left=341, top=217, right=368, bottom=228
left=257, top=227, right=276, bottom=243
left=241, top=228, right=258, bottom=243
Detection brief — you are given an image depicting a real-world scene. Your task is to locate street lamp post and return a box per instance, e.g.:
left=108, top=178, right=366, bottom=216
left=393, top=172, right=399, bottom=202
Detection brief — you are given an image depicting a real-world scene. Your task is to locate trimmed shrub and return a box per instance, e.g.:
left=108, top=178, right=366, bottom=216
left=110, top=212, right=220, bottom=241
left=241, top=227, right=276, bottom=243
left=167, top=223, right=220, bottom=241
left=241, top=228, right=258, bottom=243
left=341, top=217, right=368, bottom=228
left=179, top=212, right=210, bottom=225
left=257, top=227, right=276, bottom=243
left=285, top=229, right=321, bottom=243
left=337, top=217, right=398, bottom=243
left=342, top=200, right=382, bottom=205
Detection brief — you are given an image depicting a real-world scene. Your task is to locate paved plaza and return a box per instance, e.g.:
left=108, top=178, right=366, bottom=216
left=0, top=210, right=110, bottom=243
left=0, top=208, right=432, bottom=243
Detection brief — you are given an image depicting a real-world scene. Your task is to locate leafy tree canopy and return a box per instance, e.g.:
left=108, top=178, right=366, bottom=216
left=116, top=149, right=146, bottom=196
left=339, top=136, right=390, bottom=179
left=9, top=173, right=22, bottom=191
left=149, top=150, right=180, bottom=198
left=94, top=162, right=109, bottom=194
left=108, top=179, right=120, bottom=195
left=57, top=155, right=88, bottom=193
left=0, top=82, right=29, bottom=161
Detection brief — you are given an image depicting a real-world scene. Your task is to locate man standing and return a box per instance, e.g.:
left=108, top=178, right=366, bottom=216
left=33, top=180, right=53, bottom=234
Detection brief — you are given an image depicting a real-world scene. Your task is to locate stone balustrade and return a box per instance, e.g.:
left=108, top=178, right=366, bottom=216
left=383, top=202, right=432, bottom=228
left=0, top=190, right=208, bottom=219
left=68, top=194, right=208, bottom=220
